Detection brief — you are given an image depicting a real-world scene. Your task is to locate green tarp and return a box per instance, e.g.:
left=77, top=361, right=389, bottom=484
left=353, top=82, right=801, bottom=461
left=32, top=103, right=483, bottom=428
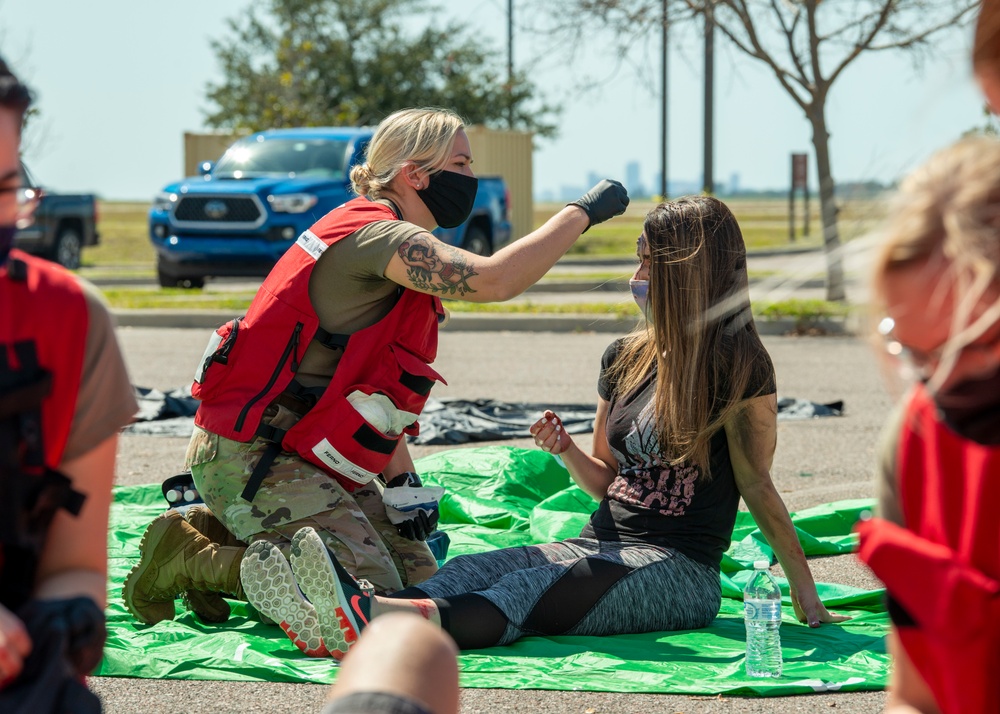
left=99, top=446, right=889, bottom=695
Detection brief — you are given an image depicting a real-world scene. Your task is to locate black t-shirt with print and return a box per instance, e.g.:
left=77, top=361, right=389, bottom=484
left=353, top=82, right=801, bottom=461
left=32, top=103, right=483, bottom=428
left=579, top=337, right=776, bottom=569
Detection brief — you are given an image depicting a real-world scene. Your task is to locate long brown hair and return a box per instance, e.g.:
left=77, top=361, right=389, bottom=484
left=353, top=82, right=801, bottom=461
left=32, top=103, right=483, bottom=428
left=607, top=196, right=769, bottom=475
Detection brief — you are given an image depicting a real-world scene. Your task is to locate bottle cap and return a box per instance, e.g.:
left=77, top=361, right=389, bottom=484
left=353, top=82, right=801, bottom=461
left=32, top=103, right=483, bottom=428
left=753, top=560, right=770, bottom=570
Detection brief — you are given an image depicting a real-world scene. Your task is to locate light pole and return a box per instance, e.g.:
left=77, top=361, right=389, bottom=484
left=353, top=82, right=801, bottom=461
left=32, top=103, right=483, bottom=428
left=703, top=0, right=715, bottom=195
left=508, top=0, right=515, bottom=129
left=660, top=0, right=669, bottom=199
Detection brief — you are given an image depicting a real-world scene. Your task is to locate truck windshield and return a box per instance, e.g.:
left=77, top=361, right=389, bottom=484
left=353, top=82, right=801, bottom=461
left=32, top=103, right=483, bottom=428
left=213, top=138, right=350, bottom=180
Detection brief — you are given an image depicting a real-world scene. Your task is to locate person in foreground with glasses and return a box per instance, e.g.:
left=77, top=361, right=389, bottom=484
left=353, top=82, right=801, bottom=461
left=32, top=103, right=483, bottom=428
left=0, top=56, right=138, bottom=711
left=242, top=196, right=846, bottom=664
left=856, top=134, right=1000, bottom=714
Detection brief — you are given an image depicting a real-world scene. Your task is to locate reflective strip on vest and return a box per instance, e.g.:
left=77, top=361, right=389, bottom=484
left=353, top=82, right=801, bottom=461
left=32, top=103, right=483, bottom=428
left=295, top=230, right=327, bottom=261
left=311, top=438, right=379, bottom=485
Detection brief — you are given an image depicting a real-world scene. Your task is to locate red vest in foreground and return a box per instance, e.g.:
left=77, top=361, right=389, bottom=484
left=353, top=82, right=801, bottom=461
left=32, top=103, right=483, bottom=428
left=856, top=384, right=1000, bottom=714
left=0, top=251, right=88, bottom=607
left=193, top=198, right=444, bottom=490
left=0, top=250, right=87, bottom=468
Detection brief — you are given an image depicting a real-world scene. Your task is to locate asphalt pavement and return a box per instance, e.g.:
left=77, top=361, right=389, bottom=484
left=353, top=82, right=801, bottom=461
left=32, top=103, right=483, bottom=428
left=94, top=322, right=894, bottom=713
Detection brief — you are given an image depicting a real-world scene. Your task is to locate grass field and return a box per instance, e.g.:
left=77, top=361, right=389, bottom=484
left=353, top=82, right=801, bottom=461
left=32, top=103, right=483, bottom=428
left=84, top=196, right=887, bottom=271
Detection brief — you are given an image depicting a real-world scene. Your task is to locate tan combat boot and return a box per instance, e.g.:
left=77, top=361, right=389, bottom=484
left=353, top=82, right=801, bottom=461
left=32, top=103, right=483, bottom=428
left=122, top=510, right=247, bottom=625
left=183, top=505, right=247, bottom=623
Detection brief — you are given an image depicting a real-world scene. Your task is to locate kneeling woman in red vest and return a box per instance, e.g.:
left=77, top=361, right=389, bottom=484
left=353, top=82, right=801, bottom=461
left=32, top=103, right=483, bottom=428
left=0, top=58, right=138, bottom=709
left=122, top=106, right=630, bottom=656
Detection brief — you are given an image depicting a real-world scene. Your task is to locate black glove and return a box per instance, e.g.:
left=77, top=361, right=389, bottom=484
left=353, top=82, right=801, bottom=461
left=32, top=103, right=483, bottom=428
left=0, top=597, right=105, bottom=714
left=568, top=179, right=630, bottom=232
left=382, top=472, right=443, bottom=542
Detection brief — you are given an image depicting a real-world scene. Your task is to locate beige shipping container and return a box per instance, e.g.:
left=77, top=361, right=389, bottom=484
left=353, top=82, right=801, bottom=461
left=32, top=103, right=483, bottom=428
left=183, top=131, right=246, bottom=178
left=183, top=127, right=534, bottom=241
left=464, top=126, right=533, bottom=242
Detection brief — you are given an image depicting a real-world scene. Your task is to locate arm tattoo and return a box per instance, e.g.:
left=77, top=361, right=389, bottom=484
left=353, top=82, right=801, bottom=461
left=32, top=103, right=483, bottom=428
left=398, top=236, right=478, bottom=297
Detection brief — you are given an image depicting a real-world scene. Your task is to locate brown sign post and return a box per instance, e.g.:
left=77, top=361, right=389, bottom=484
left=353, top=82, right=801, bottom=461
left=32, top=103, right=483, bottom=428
left=789, top=153, right=809, bottom=241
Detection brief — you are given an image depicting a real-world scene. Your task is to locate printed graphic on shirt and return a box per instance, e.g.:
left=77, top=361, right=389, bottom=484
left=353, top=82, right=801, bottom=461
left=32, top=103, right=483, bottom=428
left=607, top=401, right=701, bottom=517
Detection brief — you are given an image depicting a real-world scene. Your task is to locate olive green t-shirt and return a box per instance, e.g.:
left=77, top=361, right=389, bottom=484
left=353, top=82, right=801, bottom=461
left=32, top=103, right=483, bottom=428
left=874, top=394, right=910, bottom=528
left=64, top=280, right=139, bottom=461
left=297, top=213, right=427, bottom=384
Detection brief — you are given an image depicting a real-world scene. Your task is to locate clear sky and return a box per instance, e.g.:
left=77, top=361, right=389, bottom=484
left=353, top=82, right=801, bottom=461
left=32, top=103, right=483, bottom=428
left=0, top=0, right=986, bottom=202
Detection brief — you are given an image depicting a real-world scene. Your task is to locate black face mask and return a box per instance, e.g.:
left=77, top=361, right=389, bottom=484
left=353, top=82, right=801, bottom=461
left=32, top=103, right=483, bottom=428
left=0, top=224, right=16, bottom=265
left=416, top=170, right=478, bottom=229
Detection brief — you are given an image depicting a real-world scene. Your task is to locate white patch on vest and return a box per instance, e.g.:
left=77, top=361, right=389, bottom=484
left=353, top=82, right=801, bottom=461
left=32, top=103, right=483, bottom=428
left=311, top=439, right=378, bottom=485
left=194, top=329, right=224, bottom=383
left=295, top=230, right=327, bottom=261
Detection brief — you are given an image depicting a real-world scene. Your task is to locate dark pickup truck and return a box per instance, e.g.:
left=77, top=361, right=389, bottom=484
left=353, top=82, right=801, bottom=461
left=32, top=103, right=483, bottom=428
left=14, top=164, right=99, bottom=270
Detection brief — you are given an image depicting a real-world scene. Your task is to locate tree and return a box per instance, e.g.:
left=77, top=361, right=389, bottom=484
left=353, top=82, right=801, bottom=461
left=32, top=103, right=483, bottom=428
left=546, top=0, right=977, bottom=301
left=206, top=0, right=558, bottom=137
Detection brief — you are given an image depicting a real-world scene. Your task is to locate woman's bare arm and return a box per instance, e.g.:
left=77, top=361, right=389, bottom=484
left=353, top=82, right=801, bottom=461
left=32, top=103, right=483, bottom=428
left=727, top=394, right=849, bottom=627
left=34, top=434, right=117, bottom=607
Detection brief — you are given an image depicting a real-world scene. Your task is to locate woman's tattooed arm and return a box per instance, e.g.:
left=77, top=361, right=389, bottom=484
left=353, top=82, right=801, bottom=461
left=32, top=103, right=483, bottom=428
left=398, top=235, right=479, bottom=297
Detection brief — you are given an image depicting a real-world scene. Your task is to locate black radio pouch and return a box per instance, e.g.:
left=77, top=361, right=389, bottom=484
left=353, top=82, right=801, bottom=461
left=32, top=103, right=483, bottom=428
left=0, top=340, right=86, bottom=612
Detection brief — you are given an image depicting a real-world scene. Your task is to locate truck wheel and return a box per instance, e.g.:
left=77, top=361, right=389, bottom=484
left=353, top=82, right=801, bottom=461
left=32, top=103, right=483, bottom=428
left=52, top=227, right=83, bottom=270
left=157, top=267, right=205, bottom=290
left=462, top=226, right=492, bottom=256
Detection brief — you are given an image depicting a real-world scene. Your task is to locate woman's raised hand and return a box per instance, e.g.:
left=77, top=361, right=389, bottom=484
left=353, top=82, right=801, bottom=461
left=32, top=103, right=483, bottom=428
left=530, top=409, right=572, bottom=455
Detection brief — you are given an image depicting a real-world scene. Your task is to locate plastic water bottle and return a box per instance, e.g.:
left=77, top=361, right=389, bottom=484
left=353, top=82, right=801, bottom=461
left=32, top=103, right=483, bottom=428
left=744, top=559, right=782, bottom=677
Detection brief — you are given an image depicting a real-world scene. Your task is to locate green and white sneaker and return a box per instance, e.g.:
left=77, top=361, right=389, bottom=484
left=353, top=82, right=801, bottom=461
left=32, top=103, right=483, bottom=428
left=240, top=540, right=329, bottom=658
left=289, top=527, right=371, bottom=660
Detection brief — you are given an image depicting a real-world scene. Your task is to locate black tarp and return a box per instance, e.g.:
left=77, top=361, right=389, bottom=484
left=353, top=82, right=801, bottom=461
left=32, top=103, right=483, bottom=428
left=124, top=387, right=843, bottom=443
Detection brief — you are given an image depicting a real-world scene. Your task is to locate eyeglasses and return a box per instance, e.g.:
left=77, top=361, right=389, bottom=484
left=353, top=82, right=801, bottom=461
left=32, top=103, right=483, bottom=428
left=878, top=315, right=1000, bottom=381
left=0, top=185, right=41, bottom=229
left=877, top=317, right=943, bottom=369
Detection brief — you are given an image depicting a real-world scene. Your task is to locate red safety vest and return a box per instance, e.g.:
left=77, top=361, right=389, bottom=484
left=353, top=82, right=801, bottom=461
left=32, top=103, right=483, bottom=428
left=0, top=251, right=89, bottom=609
left=193, top=198, right=445, bottom=493
left=856, top=384, right=1000, bottom=714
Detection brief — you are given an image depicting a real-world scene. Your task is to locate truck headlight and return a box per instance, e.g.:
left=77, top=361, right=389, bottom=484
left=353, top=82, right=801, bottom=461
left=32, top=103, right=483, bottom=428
left=268, top=193, right=318, bottom=213
left=153, top=192, right=178, bottom=212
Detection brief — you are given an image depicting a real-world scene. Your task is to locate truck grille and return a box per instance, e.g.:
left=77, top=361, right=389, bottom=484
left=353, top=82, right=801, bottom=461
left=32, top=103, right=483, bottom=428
left=173, top=195, right=264, bottom=226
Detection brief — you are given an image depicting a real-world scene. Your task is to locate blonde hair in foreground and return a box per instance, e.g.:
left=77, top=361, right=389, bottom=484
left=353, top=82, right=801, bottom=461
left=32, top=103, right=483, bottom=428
left=872, top=135, right=1000, bottom=391
left=606, top=196, right=770, bottom=476
left=350, top=108, right=465, bottom=199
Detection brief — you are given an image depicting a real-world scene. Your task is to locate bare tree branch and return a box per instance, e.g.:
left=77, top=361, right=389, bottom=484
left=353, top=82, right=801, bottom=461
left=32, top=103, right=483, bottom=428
left=868, top=5, right=979, bottom=51
left=709, top=0, right=811, bottom=109
left=824, top=0, right=895, bottom=87
left=768, top=0, right=809, bottom=88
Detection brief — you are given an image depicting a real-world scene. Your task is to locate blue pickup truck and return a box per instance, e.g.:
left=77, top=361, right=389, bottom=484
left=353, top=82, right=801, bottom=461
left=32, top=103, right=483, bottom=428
left=149, top=127, right=512, bottom=288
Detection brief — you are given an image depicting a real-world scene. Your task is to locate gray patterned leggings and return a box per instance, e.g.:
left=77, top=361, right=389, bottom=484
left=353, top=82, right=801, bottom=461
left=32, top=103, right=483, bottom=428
left=402, top=538, right=721, bottom=648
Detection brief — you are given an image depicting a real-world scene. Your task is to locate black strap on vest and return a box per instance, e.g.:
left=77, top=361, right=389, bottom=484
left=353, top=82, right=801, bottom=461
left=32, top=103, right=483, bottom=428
left=241, top=422, right=289, bottom=501
left=313, top=327, right=350, bottom=351
left=7, top=256, right=28, bottom=281
left=241, top=441, right=283, bottom=502
left=0, top=340, right=86, bottom=611
left=240, top=327, right=347, bottom=501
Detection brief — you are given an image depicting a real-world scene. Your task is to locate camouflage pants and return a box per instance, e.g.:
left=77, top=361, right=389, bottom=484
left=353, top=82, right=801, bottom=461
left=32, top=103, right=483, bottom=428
left=185, top=423, right=437, bottom=594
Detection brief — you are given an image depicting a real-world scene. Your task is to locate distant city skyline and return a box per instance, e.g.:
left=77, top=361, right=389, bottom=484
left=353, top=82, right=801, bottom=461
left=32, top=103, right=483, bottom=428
left=534, top=161, right=888, bottom=202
